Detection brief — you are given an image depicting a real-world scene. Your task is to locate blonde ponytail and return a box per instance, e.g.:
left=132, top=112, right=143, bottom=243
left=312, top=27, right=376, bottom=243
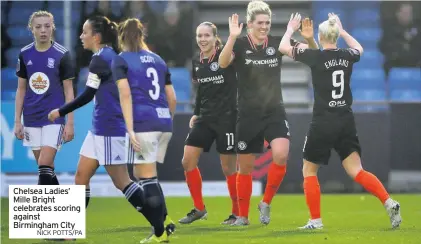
left=318, top=16, right=339, bottom=44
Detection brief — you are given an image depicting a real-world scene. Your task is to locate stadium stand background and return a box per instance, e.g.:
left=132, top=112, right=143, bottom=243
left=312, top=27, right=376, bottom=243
left=1, top=1, right=421, bottom=195
left=2, top=1, right=421, bottom=110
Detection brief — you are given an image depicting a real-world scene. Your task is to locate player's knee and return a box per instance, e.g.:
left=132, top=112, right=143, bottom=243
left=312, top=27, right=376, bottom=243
left=145, top=196, right=162, bottom=208
left=238, top=163, right=253, bottom=174
left=272, top=152, right=288, bottom=165
left=220, top=156, right=237, bottom=176
left=302, top=160, right=319, bottom=177
left=37, top=155, right=54, bottom=167
left=221, top=164, right=236, bottom=176
left=342, top=152, right=363, bottom=178
left=344, top=166, right=362, bottom=179
left=181, top=156, right=198, bottom=171
left=75, top=170, right=91, bottom=185
left=110, top=178, right=127, bottom=191
left=237, top=155, right=255, bottom=174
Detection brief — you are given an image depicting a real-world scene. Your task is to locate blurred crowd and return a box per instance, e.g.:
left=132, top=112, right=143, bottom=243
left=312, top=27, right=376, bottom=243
left=1, top=0, right=194, bottom=85
left=2, top=1, right=420, bottom=86
left=379, top=1, right=421, bottom=76
left=75, top=0, right=194, bottom=73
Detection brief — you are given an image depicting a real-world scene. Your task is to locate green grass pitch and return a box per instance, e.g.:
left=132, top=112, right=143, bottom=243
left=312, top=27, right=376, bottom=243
left=1, top=194, right=420, bottom=244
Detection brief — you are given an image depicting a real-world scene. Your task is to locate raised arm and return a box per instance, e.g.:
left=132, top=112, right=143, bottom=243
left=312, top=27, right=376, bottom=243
left=298, top=18, right=319, bottom=49
left=279, top=13, right=303, bottom=58
left=330, top=13, right=363, bottom=55
left=219, top=14, right=243, bottom=68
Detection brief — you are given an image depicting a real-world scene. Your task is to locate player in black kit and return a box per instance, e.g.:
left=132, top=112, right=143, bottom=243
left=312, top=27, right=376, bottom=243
left=279, top=13, right=402, bottom=230
left=179, top=22, right=239, bottom=225
left=219, top=1, right=318, bottom=226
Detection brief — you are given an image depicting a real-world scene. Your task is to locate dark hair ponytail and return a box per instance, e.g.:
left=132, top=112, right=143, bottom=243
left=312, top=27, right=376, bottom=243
left=87, top=15, right=119, bottom=52
left=107, top=21, right=119, bottom=52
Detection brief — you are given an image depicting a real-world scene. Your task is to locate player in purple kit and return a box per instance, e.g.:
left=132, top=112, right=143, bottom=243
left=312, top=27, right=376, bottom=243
left=112, top=18, right=177, bottom=243
left=48, top=16, right=176, bottom=239
left=14, top=11, right=75, bottom=186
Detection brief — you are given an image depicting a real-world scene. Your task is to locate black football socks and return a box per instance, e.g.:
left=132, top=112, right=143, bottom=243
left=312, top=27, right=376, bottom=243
left=38, top=165, right=54, bottom=185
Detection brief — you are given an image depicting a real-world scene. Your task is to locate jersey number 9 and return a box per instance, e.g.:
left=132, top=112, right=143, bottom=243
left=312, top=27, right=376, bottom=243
left=331, top=70, right=344, bottom=99
left=147, top=67, right=160, bottom=100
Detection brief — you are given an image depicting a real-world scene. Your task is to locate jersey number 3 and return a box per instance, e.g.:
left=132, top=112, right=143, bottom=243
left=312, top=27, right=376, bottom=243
left=147, top=67, right=160, bottom=100
left=332, top=70, right=344, bottom=99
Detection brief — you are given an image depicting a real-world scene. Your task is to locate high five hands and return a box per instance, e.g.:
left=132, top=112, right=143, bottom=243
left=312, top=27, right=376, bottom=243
left=228, top=13, right=243, bottom=38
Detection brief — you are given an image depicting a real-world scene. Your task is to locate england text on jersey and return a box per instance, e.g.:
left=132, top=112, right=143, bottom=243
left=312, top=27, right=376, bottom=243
left=293, top=47, right=361, bottom=115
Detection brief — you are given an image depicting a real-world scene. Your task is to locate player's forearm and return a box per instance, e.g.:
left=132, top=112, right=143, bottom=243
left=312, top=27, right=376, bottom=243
left=341, top=30, right=364, bottom=55
left=305, top=37, right=319, bottom=49
left=165, top=86, right=177, bottom=119
left=120, top=93, right=134, bottom=132
left=219, top=36, right=236, bottom=68
left=14, top=87, right=26, bottom=124
left=63, top=80, right=75, bottom=124
left=59, top=87, right=96, bottom=117
left=168, top=99, right=176, bottom=119
left=279, top=28, right=294, bottom=58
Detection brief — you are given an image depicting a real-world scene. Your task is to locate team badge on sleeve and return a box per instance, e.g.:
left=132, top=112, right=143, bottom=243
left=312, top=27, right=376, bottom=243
left=86, top=72, right=101, bottom=89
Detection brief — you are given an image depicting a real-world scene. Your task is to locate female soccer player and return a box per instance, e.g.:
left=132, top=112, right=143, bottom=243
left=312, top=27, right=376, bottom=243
left=48, top=16, right=175, bottom=241
left=179, top=22, right=238, bottom=225
left=218, top=1, right=318, bottom=225
left=112, top=18, right=177, bottom=243
left=279, top=13, right=402, bottom=229
left=15, top=11, right=75, bottom=186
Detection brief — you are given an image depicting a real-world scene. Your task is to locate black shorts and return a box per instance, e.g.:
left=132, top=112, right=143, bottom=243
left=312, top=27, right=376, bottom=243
left=236, top=108, right=290, bottom=154
left=185, top=116, right=236, bottom=154
left=303, top=112, right=361, bottom=165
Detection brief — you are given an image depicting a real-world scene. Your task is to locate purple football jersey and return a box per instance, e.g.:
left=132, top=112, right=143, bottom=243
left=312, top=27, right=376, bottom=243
left=112, top=50, right=172, bottom=133
left=16, top=42, right=75, bottom=127
left=87, top=47, right=125, bottom=136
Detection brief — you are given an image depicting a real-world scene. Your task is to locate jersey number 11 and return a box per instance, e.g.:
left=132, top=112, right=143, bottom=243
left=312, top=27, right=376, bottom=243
left=332, top=70, right=344, bottom=99
left=226, top=133, right=234, bottom=147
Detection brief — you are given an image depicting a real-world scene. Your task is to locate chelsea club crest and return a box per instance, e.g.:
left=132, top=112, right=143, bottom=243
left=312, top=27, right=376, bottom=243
left=266, top=47, right=275, bottom=56
left=210, top=62, right=219, bottom=71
